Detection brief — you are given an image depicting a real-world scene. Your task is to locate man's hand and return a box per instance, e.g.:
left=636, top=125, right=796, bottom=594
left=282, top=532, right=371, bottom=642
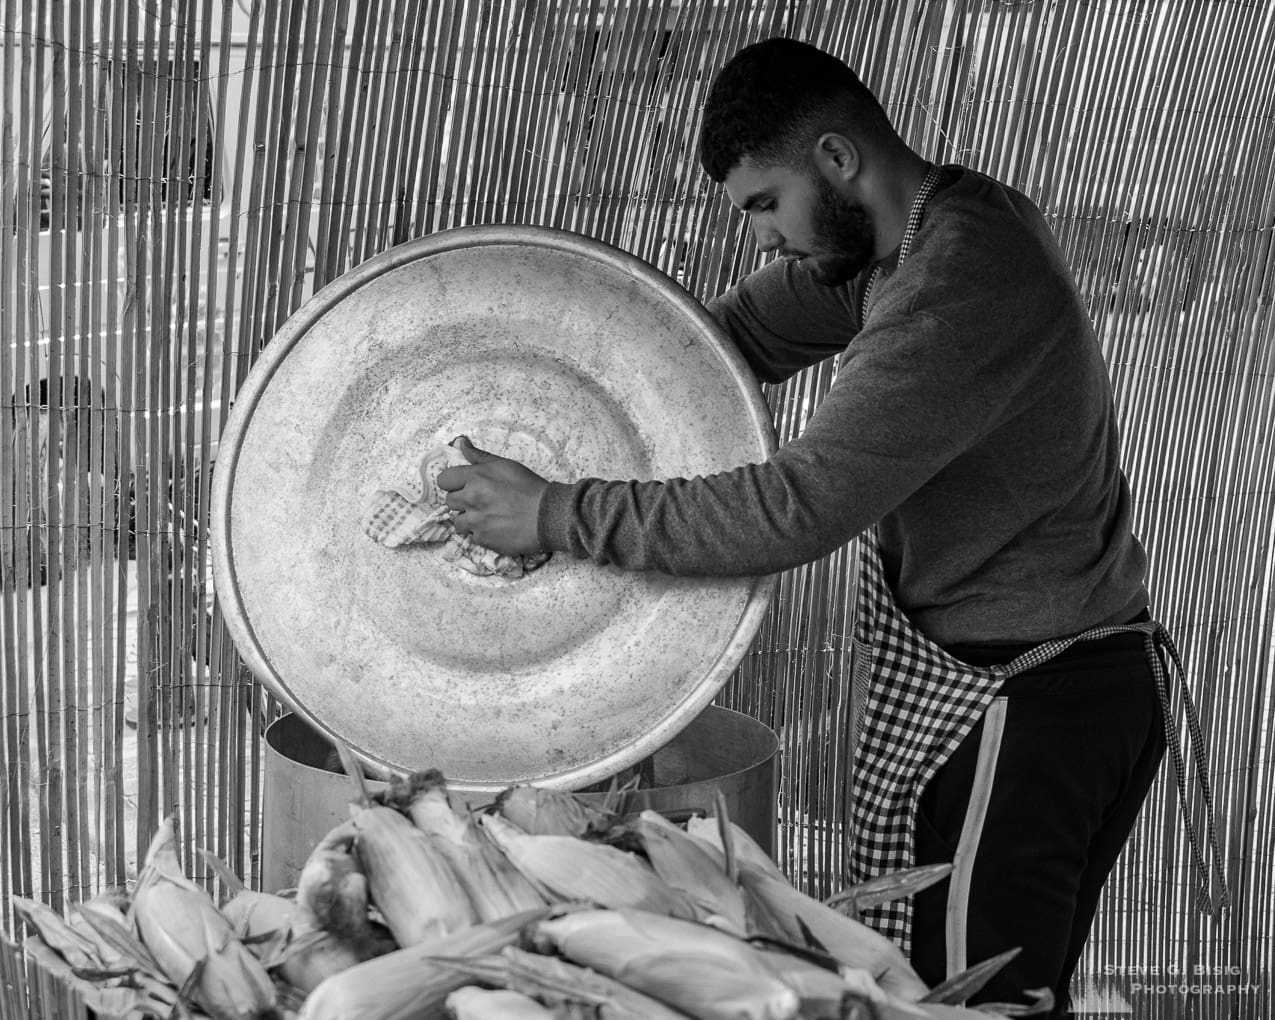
left=436, top=436, right=549, bottom=555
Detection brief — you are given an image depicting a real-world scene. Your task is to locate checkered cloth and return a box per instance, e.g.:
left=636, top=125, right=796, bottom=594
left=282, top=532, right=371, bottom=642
left=363, top=444, right=464, bottom=548
left=364, top=493, right=453, bottom=549
left=363, top=443, right=549, bottom=578
left=848, top=530, right=1230, bottom=952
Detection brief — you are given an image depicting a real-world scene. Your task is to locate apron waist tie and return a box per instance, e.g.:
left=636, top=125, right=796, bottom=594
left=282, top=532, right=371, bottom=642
left=1145, top=624, right=1231, bottom=915
left=1000, top=621, right=1230, bottom=916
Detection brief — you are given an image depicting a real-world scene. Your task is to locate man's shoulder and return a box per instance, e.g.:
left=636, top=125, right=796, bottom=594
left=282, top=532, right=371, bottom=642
left=928, top=165, right=1050, bottom=237
left=913, top=166, right=1062, bottom=283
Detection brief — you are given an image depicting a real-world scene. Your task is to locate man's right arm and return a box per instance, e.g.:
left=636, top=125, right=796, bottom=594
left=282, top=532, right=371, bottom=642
left=707, top=257, right=862, bottom=384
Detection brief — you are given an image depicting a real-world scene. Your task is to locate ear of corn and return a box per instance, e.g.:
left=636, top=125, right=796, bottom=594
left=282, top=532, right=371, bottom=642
left=493, top=786, right=614, bottom=838
left=132, top=815, right=207, bottom=901
left=404, top=771, right=549, bottom=922
left=297, top=826, right=375, bottom=945
left=62, top=903, right=184, bottom=1014
left=498, top=944, right=697, bottom=1020
left=220, top=890, right=296, bottom=943
left=914, top=1005, right=1017, bottom=1020
left=71, top=897, right=165, bottom=975
left=399, top=769, right=470, bottom=841
left=298, top=906, right=549, bottom=1020
left=13, top=896, right=106, bottom=972
left=194, top=848, right=295, bottom=958
left=618, top=954, right=799, bottom=1020
left=446, top=986, right=559, bottom=1019
left=755, top=950, right=867, bottom=1020
left=627, top=811, right=748, bottom=933
left=66, top=895, right=135, bottom=971
left=684, top=815, right=785, bottom=882
left=274, top=928, right=370, bottom=996
left=353, top=803, right=477, bottom=946
left=534, top=908, right=800, bottom=1020
left=132, top=875, right=277, bottom=1020
left=275, top=819, right=398, bottom=993
left=477, top=813, right=700, bottom=920
left=436, top=822, right=549, bottom=923
left=734, top=861, right=929, bottom=1002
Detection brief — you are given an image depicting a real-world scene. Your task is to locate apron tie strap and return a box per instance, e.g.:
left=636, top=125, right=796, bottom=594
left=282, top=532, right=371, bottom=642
left=1146, top=625, right=1231, bottom=915
left=999, top=621, right=1230, bottom=916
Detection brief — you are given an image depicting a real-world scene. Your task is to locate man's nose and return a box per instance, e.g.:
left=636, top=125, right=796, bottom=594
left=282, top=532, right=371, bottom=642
left=752, top=221, right=782, bottom=253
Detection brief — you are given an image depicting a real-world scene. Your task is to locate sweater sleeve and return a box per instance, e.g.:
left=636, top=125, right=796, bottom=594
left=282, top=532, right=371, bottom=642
left=706, top=257, right=863, bottom=384
left=537, top=297, right=1035, bottom=577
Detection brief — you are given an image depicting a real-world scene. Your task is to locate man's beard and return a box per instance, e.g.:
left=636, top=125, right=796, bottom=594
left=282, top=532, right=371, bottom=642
left=799, top=179, right=875, bottom=287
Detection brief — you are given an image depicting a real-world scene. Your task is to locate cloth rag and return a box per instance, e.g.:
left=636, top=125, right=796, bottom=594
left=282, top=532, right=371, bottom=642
left=363, top=443, right=549, bottom=578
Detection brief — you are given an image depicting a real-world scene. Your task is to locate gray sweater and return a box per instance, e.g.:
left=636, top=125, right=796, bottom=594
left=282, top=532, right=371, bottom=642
left=538, top=166, right=1149, bottom=646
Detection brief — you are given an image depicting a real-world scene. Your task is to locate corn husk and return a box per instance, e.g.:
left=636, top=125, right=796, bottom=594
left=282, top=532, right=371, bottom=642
left=534, top=908, right=799, bottom=1020
left=275, top=929, right=366, bottom=996
left=403, top=771, right=548, bottom=922
left=753, top=949, right=874, bottom=1020
left=353, top=803, right=478, bottom=946
left=60, top=905, right=186, bottom=1015
left=274, top=819, right=395, bottom=993
left=71, top=901, right=166, bottom=975
left=684, top=815, right=785, bottom=882
left=134, top=816, right=207, bottom=894
left=296, top=821, right=377, bottom=944
left=133, top=877, right=278, bottom=1019
left=298, top=907, right=549, bottom=1020
left=131, top=819, right=275, bottom=1020
left=446, top=986, right=558, bottom=1019
left=65, top=894, right=137, bottom=973
left=427, top=946, right=693, bottom=1020
left=221, top=891, right=296, bottom=943
left=477, top=813, right=700, bottom=919
left=734, top=861, right=928, bottom=1002
left=396, top=770, right=469, bottom=839
left=12, top=896, right=105, bottom=972
left=626, top=811, right=748, bottom=934
left=825, top=864, right=955, bottom=916
left=197, top=848, right=297, bottom=947
left=920, top=948, right=1022, bottom=1006
left=493, top=786, right=614, bottom=838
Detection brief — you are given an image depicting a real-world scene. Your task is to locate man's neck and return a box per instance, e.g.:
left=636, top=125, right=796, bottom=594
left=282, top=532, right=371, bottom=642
left=871, top=153, right=932, bottom=261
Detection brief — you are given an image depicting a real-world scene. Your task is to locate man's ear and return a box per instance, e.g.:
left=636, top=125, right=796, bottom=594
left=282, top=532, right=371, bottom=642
left=814, top=131, right=860, bottom=182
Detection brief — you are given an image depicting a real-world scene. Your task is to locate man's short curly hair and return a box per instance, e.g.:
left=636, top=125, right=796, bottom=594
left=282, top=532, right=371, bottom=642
left=698, top=38, right=896, bottom=183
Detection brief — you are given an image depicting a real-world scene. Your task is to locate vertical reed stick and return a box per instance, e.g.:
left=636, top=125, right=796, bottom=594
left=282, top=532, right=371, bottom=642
left=328, top=0, right=379, bottom=279
left=0, top=0, right=22, bottom=928
left=346, top=0, right=392, bottom=264
left=275, top=0, right=329, bottom=317
left=312, top=0, right=355, bottom=293
left=257, top=0, right=303, bottom=344
left=64, top=0, right=92, bottom=902
left=26, top=0, right=54, bottom=908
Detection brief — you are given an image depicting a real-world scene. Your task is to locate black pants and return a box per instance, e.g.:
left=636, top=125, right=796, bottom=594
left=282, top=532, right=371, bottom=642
left=910, top=627, right=1166, bottom=1016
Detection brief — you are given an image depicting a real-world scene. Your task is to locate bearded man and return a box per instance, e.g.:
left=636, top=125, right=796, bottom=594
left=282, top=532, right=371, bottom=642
left=439, top=38, right=1223, bottom=1017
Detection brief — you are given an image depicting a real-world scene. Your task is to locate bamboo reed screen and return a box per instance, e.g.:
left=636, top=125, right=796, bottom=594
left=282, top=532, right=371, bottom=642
left=2, top=0, right=1273, bottom=1015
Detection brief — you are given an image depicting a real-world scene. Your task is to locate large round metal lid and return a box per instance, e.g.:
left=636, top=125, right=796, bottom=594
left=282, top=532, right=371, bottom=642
left=210, top=225, right=777, bottom=792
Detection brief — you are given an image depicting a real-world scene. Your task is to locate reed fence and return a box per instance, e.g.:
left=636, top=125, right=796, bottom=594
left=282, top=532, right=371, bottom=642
left=2, top=1, right=1273, bottom=1016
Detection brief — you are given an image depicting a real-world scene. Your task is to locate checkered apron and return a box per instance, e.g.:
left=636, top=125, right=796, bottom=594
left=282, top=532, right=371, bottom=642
left=846, top=533, right=1228, bottom=951
left=846, top=166, right=1229, bottom=952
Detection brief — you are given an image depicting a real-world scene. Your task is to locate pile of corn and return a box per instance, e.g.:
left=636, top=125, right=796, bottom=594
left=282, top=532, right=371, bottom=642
left=12, top=766, right=1052, bottom=1020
